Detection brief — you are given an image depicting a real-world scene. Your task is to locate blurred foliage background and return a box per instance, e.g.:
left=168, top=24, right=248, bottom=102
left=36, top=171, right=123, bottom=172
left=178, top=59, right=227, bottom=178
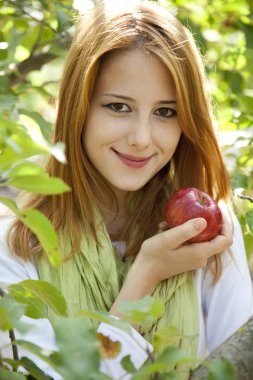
left=0, top=0, right=252, bottom=267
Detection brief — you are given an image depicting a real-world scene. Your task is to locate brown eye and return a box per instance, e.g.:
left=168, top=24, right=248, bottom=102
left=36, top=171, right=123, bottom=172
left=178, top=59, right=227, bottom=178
left=104, top=103, right=131, bottom=112
left=154, top=107, right=177, bottom=118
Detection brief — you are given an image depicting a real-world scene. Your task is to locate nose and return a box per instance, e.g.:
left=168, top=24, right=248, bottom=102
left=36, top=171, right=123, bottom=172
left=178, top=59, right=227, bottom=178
left=127, top=115, right=152, bottom=149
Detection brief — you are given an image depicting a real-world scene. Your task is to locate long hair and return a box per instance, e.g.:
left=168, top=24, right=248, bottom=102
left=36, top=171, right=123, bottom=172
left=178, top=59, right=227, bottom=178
left=8, top=1, right=230, bottom=280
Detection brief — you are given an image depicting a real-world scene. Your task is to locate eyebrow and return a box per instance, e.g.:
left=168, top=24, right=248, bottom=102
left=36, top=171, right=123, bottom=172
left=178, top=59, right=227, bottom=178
left=102, top=93, right=177, bottom=104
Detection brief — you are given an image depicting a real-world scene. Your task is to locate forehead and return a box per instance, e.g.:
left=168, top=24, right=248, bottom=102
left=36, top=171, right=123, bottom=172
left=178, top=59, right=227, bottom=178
left=94, top=48, right=176, bottom=98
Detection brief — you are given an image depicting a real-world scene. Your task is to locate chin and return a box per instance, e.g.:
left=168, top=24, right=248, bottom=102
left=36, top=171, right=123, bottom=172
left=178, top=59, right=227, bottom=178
left=117, top=182, right=148, bottom=192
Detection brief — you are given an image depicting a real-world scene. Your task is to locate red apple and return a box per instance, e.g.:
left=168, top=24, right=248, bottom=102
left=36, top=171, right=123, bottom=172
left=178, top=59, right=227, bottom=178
left=165, top=187, right=222, bottom=243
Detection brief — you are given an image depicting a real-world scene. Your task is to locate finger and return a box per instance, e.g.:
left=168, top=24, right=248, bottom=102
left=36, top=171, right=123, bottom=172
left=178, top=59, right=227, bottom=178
left=219, top=210, right=233, bottom=237
left=159, top=218, right=207, bottom=249
left=195, top=217, right=233, bottom=258
left=157, top=221, right=169, bottom=234
left=209, top=211, right=233, bottom=254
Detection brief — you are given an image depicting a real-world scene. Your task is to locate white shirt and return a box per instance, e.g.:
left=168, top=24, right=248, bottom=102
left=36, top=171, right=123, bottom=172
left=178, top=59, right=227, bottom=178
left=0, top=213, right=253, bottom=379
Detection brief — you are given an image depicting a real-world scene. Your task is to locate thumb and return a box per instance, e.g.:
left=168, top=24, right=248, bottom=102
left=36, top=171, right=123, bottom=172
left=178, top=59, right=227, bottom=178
left=163, top=218, right=207, bottom=248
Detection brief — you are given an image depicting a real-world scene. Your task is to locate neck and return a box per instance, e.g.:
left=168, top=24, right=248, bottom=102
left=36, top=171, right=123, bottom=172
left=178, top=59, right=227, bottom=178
left=94, top=187, right=130, bottom=240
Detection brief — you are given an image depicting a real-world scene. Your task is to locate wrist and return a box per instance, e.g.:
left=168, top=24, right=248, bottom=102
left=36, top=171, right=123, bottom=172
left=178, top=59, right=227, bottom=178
left=109, top=253, right=158, bottom=326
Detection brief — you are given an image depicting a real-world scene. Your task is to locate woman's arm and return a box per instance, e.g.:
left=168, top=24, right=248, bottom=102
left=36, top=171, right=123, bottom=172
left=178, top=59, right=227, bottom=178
left=110, top=214, right=233, bottom=321
left=0, top=217, right=152, bottom=379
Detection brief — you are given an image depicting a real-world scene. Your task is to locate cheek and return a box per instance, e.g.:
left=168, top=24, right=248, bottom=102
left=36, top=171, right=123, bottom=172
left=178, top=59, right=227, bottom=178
left=156, top=125, right=181, bottom=153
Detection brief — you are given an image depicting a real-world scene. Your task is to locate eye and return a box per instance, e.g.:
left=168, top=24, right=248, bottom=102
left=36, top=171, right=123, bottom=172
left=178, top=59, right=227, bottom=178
left=103, top=103, right=131, bottom=113
left=154, top=107, right=177, bottom=118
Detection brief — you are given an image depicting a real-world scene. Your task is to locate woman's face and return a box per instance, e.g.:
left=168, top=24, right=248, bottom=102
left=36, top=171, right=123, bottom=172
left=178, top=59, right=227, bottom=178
left=84, top=48, right=181, bottom=202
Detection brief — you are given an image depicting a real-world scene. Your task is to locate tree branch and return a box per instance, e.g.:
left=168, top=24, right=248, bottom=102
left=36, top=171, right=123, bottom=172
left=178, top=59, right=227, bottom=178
left=9, top=52, right=58, bottom=87
left=189, top=315, right=253, bottom=380
left=237, top=194, right=253, bottom=203
left=0, top=288, right=20, bottom=364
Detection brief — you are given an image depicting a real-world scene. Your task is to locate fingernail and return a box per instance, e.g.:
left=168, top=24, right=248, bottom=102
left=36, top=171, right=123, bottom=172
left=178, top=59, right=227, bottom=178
left=194, top=218, right=207, bottom=231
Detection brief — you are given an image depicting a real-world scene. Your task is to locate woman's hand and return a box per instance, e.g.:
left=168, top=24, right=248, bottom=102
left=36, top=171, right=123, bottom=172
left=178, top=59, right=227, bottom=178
left=109, top=212, right=233, bottom=322
left=135, top=213, right=233, bottom=287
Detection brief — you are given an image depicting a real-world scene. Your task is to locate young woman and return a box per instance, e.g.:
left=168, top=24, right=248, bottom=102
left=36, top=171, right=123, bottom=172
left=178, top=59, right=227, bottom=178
left=1, top=1, right=253, bottom=379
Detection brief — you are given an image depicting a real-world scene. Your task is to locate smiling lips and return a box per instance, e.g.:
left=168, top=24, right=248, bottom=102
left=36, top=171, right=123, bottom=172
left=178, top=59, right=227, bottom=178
left=112, top=149, right=151, bottom=168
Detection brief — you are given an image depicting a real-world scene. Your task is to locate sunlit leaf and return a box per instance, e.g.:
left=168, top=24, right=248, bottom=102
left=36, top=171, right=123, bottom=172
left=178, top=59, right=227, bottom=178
left=0, top=197, right=19, bottom=213
left=9, top=280, right=67, bottom=317
left=0, top=128, right=50, bottom=170
left=18, top=209, right=62, bottom=267
left=2, top=161, right=45, bottom=178
left=0, top=198, right=62, bottom=267
left=6, top=174, right=71, bottom=194
left=18, top=109, right=52, bottom=142
left=9, top=282, right=47, bottom=319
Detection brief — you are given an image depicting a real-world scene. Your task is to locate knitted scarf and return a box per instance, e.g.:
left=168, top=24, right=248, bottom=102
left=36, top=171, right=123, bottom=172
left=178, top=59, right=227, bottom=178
left=36, top=218, right=199, bottom=379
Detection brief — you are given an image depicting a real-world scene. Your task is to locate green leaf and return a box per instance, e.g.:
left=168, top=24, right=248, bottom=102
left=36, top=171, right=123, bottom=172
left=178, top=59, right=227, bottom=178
left=118, top=296, right=165, bottom=328
left=153, top=326, right=187, bottom=352
left=15, top=340, right=57, bottom=370
left=0, top=197, right=19, bottom=213
left=9, top=280, right=67, bottom=317
left=157, top=346, right=196, bottom=365
left=230, top=172, right=247, bottom=190
left=0, top=76, right=10, bottom=92
left=9, top=283, right=47, bottom=319
left=0, top=294, right=30, bottom=333
left=241, top=23, right=253, bottom=49
left=18, top=109, right=53, bottom=142
left=0, top=368, right=26, bottom=380
left=131, top=347, right=197, bottom=380
left=0, top=198, right=62, bottom=267
left=6, top=174, right=71, bottom=194
left=131, top=362, right=170, bottom=380
left=18, top=209, right=62, bottom=267
left=0, top=127, right=50, bottom=170
left=121, top=355, right=137, bottom=374
left=2, top=162, right=45, bottom=178
left=0, top=94, right=17, bottom=112
left=206, top=358, right=236, bottom=380
left=79, top=309, right=132, bottom=334
left=246, top=211, right=253, bottom=235
left=51, top=317, right=100, bottom=380
left=19, top=356, right=53, bottom=380
left=0, top=48, right=8, bottom=60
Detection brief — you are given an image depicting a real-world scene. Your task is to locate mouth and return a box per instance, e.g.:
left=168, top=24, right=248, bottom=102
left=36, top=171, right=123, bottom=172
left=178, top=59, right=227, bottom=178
left=112, top=149, right=152, bottom=168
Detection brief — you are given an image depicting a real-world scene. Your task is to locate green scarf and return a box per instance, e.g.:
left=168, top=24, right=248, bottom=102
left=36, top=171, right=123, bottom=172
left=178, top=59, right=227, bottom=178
left=36, top=218, right=199, bottom=379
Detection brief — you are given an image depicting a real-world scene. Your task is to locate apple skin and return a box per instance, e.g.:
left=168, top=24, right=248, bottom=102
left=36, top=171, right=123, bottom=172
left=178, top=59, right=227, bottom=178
left=165, top=187, right=222, bottom=243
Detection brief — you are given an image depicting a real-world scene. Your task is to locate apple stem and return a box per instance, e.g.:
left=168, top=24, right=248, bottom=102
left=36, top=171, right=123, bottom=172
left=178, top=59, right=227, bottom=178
left=199, top=195, right=206, bottom=205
